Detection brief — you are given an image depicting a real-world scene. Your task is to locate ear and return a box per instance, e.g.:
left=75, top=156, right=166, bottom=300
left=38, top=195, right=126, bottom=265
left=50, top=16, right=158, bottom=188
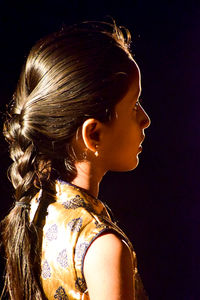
left=81, top=119, right=102, bottom=153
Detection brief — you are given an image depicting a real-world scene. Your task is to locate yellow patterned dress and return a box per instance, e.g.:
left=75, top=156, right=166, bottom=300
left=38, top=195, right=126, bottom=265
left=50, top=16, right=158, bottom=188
left=29, top=180, right=148, bottom=300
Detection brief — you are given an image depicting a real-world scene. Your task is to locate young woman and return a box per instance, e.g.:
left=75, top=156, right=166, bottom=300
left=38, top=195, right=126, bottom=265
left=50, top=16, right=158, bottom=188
left=1, top=21, right=150, bottom=300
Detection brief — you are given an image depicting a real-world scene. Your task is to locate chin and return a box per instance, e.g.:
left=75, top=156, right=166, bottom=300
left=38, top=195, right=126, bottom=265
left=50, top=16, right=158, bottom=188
left=128, top=161, right=139, bottom=171
left=112, top=157, right=139, bottom=172
left=127, top=156, right=140, bottom=171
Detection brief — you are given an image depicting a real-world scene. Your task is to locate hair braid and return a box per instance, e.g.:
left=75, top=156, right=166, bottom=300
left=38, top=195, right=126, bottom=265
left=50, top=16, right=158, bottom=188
left=1, top=107, right=47, bottom=299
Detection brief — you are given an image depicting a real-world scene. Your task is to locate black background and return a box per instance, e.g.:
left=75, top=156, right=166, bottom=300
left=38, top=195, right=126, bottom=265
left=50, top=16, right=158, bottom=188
left=0, top=1, right=200, bottom=299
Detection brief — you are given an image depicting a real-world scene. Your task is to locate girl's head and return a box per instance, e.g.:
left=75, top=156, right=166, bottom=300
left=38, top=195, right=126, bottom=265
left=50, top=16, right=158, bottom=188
left=4, top=21, right=142, bottom=189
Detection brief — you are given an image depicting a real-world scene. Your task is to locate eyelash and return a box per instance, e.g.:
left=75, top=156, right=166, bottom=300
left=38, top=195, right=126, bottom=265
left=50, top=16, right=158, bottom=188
left=133, top=99, right=142, bottom=111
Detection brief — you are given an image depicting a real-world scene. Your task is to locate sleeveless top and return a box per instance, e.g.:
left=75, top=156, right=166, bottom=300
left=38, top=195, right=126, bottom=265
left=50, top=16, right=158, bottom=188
left=29, top=180, right=148, bottom=300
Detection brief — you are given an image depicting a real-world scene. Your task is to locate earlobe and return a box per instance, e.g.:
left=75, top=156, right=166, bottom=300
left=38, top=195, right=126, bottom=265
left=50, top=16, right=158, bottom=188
left=81, top=119, right=101, bottom=153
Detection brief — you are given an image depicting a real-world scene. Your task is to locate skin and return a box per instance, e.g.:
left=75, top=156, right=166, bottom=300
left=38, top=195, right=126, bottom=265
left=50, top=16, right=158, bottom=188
left=71, top=64, right=150, bottom=299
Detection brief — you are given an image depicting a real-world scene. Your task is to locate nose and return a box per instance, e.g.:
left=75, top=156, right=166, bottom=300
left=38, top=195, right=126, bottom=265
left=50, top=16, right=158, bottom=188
left=140, top=106, right=151, bottom=129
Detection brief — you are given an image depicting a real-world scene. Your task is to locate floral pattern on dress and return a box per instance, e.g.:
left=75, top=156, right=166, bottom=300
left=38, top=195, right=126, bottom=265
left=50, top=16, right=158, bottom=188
left=57, top=249, right=68, bottom=268
left=68, top=217, right=83, bottom=232
left=46, top=224, right=58, bottom=241
left=62, top=195, right=85, bottom=210
left=75, top=241, right=89, bottom=261
left=41, top=260, right=51, bottom=279
left=75, top=277, right=87, bottom=293
left=62, top=195, right=94, bottom=212
left=54, top=286, right=68, bottom=299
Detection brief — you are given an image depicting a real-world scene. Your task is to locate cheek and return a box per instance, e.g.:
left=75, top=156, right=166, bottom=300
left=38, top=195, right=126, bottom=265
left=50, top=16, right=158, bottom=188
left=102, top=127, right=141, bottom=171
left=121, top=125, right=140, bottom=146
left=102, top=119, right=140, bottom=155
left=112, top=129, right=139, bottom=157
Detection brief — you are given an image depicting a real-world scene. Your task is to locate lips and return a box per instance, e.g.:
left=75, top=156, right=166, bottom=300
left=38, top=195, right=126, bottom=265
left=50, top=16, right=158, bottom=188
left=139, top=135, right=145, bottom=146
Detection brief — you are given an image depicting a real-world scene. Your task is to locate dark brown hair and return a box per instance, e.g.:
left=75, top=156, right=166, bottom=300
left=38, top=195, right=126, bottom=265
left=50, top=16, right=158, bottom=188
left=1, top=21, right=137, bottom=299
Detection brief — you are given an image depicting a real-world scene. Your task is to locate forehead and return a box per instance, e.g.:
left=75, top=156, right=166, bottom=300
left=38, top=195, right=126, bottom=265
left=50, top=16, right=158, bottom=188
left=116, top=68, right=141, bottom=108
left=131, top=60, right=141, bottom=95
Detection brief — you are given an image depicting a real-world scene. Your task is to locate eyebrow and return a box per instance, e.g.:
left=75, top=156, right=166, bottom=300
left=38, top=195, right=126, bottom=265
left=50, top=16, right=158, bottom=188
left=132, top=88, right=141, bottom=102
left=128, top=85, right=142, bottom=105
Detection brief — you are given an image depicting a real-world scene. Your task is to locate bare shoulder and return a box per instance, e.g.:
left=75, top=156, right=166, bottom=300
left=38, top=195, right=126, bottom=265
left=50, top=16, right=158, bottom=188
left=83, top=232, right=134, bottom=300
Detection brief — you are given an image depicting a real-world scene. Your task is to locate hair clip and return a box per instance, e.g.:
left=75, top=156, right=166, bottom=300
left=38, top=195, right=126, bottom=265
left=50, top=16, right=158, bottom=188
left=15, top=201, right=30, bottom=209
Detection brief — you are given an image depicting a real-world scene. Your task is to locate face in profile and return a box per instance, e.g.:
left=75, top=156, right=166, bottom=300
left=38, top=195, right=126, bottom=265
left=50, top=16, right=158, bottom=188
left=100, top=65, right=151, bottom=172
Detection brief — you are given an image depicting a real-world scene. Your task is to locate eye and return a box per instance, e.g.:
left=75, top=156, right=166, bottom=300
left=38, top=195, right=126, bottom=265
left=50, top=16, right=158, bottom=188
left=133, top=99, right=141, bottom=111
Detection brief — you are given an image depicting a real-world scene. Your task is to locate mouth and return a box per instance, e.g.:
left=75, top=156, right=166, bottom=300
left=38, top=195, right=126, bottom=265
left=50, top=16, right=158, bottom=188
left=141, top=134, right=145, bottom=143
left=138, top=136, right=145, bottom=152
left=140, top=135, right=145, bottom=145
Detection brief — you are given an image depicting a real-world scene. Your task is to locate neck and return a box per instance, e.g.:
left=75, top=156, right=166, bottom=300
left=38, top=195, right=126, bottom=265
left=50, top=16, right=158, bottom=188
left=71, top=161, right=105, bottom=198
